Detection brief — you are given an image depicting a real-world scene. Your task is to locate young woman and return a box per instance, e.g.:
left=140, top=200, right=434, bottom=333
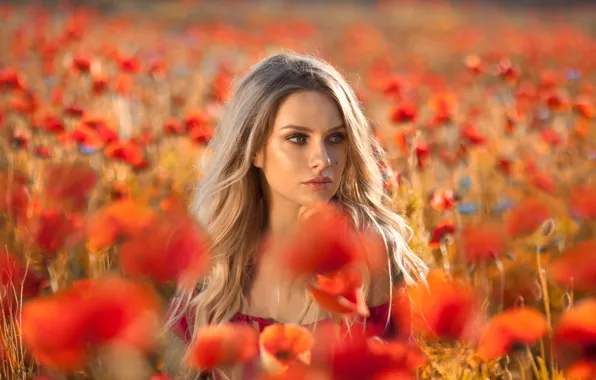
left=165, top=51, right=427, bottom=379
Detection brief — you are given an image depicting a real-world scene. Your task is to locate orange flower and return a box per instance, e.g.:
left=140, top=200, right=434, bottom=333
left=282, top=204, right=384, bottom=277
left=565, top=361, right=596, bottom=380
left=568, top=184, right=596, bottom=221
left=460, top=222, right=507, bottom=263
left=21, top=276, right=162, bottom=372
left=43, top=164, right=97, bottom=211
left=260, top=324, right=314, bottom=375
left=309, top=266, right=369, bottom=318
left=119, top=208, right=211, bottom=289
left=553, top=298, right=596, bottom=370
left=549, top=240, right=596, bottom=292
left=185, top=324, right=259, bottom=370
left=104, top=140, right=145, bottom=167
left=392, top=270, right=480, bottom=341
left=477, top=307, right=547, bottom=360
left=505, top=197, right=551, bottom=237
left=87, top=199, right=156, bottom=249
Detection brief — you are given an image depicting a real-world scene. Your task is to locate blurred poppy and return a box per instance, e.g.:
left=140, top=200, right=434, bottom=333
left=282, top=204, right=384, bottom=277
left=429, top=190, right=457, bottom=211
left=574, top=95, right=595, bottom=119
left=392, top=270, right=480, bottom=341
left=461, top=123, right=486, bottom=145
left=312, top=325, right=426, bottom=380
left=565, top=361, right=596, bottom=380
left=549, top=240, right=596, bottom=292
left=260, top=324, right=314, bottom=375
left=429, top=221, right=456, bottom=249
left=0, top=249, right=47, bottom=314
left=477, top=307, right=547, bottom=360
left=28, top=208, right=85, bottom=256
left=309, top=266, right=369, bottom=318
left=505, top=198, right=551, bottom=237
left=43, top=164, right=97, bottom=211
left=0, top=170, right=29, bottom=222
left=568, top=184, right=596, bottom=221
left=553, top=298, right=596, bottom=370
left=119, top=208, right=211, bottom=289
left=185, top=323, right=259, bottom=370
left=464, top=55, right=484, bottom=75
left=460, top=221, right=507, bottom=263
left=390, top=102, right=417, bottom=124
left=21, top=276, right=162, bottom=372
left=87, top=199, right=156, bottom=249
left=105, top=140, right=145, bottom=167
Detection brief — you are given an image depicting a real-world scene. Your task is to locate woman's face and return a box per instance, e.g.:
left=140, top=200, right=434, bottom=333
left=253, top=90, right=348, bottom=208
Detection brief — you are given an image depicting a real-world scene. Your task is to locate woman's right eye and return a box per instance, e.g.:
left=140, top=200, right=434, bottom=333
left=287, top=134, right=307, bottom=145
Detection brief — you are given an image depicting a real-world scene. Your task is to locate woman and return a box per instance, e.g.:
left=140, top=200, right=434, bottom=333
left=165, top=51, right=427, bottom=379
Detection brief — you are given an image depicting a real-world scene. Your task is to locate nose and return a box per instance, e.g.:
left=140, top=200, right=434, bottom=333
left=308, top=141, right=332, bottom=172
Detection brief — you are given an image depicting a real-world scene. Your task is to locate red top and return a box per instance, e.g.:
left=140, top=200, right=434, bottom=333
left=168, top=300, right=396, bottom=344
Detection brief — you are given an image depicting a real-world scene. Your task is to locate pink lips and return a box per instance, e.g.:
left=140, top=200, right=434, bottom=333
left=303, top=176, right=332, bottom=191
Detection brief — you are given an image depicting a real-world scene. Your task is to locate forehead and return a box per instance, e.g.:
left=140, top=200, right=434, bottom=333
left=273, top=91, right=344, bottom=130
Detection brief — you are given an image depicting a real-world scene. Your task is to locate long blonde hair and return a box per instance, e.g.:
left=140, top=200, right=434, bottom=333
left=167, top=50, right=427, bottom=377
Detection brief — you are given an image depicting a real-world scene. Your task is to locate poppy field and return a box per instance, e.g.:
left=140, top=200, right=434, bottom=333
left=1, top=1, right=595, bottom=379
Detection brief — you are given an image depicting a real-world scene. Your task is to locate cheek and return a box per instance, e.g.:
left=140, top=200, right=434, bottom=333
left=263, top=141, right=304, bottom=179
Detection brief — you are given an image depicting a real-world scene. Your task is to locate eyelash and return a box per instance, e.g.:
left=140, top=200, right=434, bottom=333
left=286, top=133, right=346, bottom=145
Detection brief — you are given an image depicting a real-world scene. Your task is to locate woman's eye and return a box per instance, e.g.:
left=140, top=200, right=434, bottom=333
left=328, top=133, right=346, bottom=144
left=287, top=134, right=307, bottom=144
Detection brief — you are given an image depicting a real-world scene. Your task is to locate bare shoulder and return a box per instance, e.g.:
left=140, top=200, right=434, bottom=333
left=164, top=329, right=189, bottom=378
left=366, top=232, right=393, bottom=307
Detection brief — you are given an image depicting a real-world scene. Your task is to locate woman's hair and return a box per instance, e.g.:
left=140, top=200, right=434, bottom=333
left=166, top=50, right=427, bottom=378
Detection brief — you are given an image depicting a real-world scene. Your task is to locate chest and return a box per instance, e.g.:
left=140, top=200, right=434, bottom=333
left=241, top=275, right=322, bottom=325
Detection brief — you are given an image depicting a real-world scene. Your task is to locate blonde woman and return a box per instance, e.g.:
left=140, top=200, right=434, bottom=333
left=165, top=51, right=427, bottom=379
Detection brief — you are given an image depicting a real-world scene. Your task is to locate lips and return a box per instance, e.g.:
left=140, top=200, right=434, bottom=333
left=303, top=176, right=332, bottom=185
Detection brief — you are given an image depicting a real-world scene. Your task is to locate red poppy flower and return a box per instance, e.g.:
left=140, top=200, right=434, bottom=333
left=21, top=276, right=162, bottom=372
left=0, top=170, right=29, bottom=222
left=574, top=95, right=595, bottom=119
left=71, top=56, right=91, bottom=74
left=312, top=325, right=426, bottom=380
left=92, top=75, right=109, bottom=95
left=429, top=221, right=456, bottom=249
left=461, top=123, right=486, bottom=145
left=0, top=250, right=47, bottom=315
left=477, top=307, right=547, bottom=360
left=392, top=270, right=480, bottom=341
left=119, top=208, right=211, bottom=289
left=28, top=208, right=85, bottom=256
left=390, top=102, right=417, bottom=124
left=553, top=298, right=596, bottom=370
left=309, top=266, right=369, bottom=318
left=549, top=240, right=596, bottom=292
left=530, top=170, right=557, bottom=194
left=105, top=140, right=145, bottom=167
left=43, top=164, right=97, bottom=211
left=429, top=190, right=457, bottom=211
left=540, top=128, right=563, bottom=147
left=282, top=204, right=384, bottom=277
left=568, top=184, right=596, bottom=221
left=87, top=199, right=156, bottom=249
left=415, top=142, right=430, bottom=170
left=460, top=222, right=507, bottom=263
left=565, top=361, right=596, bottom=380
left=505, top=198, right=551, bottom=237
left=185, top=323, right=259, bottom=370
left=260, top=324, right=314, bottom=375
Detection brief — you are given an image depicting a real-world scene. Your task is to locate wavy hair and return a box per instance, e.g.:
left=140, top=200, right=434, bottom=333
left=166, top=51, right=427, bottom=379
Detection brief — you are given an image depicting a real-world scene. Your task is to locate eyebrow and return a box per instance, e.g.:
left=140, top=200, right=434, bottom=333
left=279, top=124, right=346, bottom=133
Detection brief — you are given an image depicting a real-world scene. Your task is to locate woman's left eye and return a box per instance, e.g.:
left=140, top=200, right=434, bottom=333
left=328, top=133, right=346, bottom=144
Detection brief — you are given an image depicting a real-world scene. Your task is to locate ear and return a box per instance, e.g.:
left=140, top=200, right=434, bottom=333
left=252, top=150, right=264, bottom=168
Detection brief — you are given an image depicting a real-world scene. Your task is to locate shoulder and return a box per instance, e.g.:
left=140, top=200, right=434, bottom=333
left=364, top=230, right=392, bottom=307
